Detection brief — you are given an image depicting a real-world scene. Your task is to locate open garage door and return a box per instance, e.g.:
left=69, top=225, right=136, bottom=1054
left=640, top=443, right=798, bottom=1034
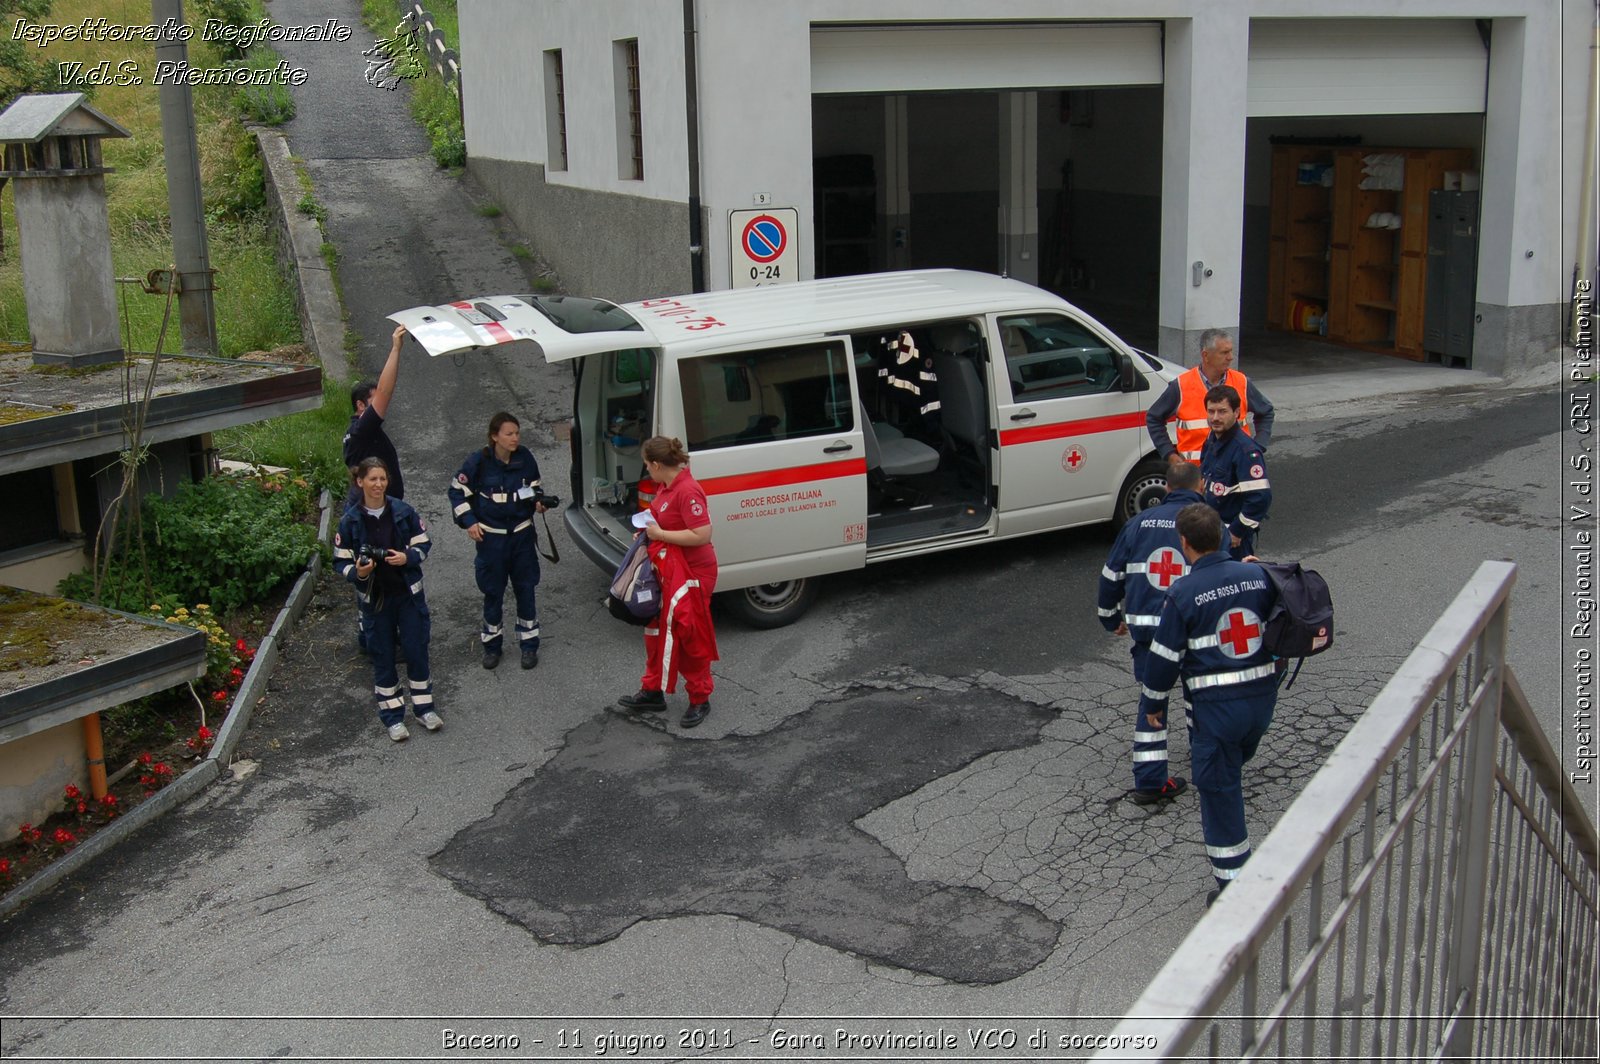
left=810, top=22, right=1162, bottom=95
left=1248, top=18, right=1488, bottom=117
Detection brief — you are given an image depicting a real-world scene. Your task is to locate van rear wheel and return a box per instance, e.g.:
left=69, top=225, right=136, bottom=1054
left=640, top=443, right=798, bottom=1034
left=721, top=578, right=819, bottom=629
left=1114, top=461, right=1170, bottom=529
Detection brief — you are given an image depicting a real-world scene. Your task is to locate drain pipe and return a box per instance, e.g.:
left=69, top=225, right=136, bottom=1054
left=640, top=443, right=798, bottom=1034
left=682, top=0, right=706, bottom=292
left=82, top=713, right=107, bottom=800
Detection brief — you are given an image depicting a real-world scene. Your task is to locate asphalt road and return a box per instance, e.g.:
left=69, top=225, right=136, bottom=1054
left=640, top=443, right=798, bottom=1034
left=0, top=1, right=1580, bottom=1056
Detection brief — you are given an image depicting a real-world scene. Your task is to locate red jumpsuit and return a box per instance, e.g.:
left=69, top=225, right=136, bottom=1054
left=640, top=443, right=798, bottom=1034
left=640, top=470, right=718, bottom=700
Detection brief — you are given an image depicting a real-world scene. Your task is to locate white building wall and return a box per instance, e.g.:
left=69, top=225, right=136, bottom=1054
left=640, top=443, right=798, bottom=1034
left=463, top=0, right=688, bottom=201
left=695, top=0, right=816, bottom=290
left=460, top=0, right=1590, bottom=370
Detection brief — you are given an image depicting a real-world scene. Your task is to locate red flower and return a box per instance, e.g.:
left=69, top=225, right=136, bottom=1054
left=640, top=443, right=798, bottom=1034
left=138, top=752, right=153, bottom=766
left=101, top=794, right=118, bottom=810
left=153, top=762, right=173, bottom=777
left=211, top=689, right=229, bottom=703
left=52, top=828, right=76, bottom=846
left=63, top=784, right=81, bottom=800
left=0, top=858, right=10, bottom=875
left=235, top=638, right=248, bottom=653
left=197, top=725, right=213, bottom=740
left=229, top=667, right=245, bottom=687
left=18, top=823, right=41, bottom=843
left=75, top=801, right=87, bottom=815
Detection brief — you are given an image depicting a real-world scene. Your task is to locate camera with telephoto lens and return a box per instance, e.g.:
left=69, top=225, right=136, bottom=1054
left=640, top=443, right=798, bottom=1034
left=514, top=484, right=561, bottom=509
left=357, top=543, right=392, bottom=564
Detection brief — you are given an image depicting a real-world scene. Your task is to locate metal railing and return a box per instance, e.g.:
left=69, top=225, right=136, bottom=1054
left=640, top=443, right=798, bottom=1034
left=1095, top=560, right=1599, bottom=1061
left=406, top=3, right=461, bottom=92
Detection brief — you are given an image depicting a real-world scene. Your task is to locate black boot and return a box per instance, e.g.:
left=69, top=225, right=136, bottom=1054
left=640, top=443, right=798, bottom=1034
left=618, top=689, right=665, bottom=712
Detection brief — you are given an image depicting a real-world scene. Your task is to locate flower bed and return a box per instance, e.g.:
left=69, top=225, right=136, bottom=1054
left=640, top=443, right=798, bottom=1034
left=0, top=718, right=221, bottom=893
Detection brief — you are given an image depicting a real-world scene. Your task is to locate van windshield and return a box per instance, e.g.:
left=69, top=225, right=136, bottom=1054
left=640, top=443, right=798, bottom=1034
left=518, top=295, right=644, bottom=335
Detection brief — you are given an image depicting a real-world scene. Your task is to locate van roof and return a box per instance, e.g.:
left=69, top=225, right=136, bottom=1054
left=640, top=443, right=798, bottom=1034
left=623, top=269, right=1074, bottom=348
left=387, top=270, right=1102, bottom=364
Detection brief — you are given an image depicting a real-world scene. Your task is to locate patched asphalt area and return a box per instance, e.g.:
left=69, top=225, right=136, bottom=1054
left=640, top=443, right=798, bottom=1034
left=431, top=685, right=1061, bottom=984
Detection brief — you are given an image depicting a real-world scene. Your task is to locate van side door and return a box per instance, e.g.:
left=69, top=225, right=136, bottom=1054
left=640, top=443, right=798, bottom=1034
left=667, top=338, right=869, bottom=588
left=991, top=312, right=1144, bottom=535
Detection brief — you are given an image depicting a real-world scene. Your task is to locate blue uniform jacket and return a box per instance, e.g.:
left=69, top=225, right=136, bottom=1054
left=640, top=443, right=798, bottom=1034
left=333, top=497, right=431, bottom=609
left=1097, top=488, right=1206, bottom=642
left=448, top=447, right=544, bottom=534
left=1139, top=552, right=1279, bottom=716
left=1200, top=427, right=1272, bottom=546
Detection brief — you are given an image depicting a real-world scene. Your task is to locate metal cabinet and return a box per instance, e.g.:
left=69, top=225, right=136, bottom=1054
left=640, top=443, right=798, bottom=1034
left=1423, top=190, right=1480, bottom=367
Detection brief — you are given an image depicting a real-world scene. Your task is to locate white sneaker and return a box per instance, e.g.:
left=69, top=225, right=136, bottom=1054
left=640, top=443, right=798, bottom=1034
left=418, top=711, right=443, bottom=731
left=387, top=722, right=410, bottom=742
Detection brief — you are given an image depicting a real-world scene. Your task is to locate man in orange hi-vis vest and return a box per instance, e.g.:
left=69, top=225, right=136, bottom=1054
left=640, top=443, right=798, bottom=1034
left=1145, top=329, right=1275, bottom=466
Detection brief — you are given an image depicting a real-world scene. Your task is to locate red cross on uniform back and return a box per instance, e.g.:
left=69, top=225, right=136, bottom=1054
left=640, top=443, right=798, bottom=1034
left=1217, top=608, right=1263, bottom=658
left=1145, top=547, right=1187, bottom=589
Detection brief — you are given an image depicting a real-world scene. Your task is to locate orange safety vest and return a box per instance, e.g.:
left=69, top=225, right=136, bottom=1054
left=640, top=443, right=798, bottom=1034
left=1173, top=367, right=1252, bottom=464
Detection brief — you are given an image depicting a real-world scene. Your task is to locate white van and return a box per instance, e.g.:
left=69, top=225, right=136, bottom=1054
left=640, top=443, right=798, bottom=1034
left=391, top=270, right=1180, bottom=627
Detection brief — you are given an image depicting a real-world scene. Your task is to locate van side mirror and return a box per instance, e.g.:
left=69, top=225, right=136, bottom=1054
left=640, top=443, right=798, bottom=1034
left=1118, top=352, right=1137, bottom=392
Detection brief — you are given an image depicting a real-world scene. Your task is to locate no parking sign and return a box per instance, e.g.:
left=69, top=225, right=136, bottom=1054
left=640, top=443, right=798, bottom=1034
left=730, top=208, right=798, bottom=289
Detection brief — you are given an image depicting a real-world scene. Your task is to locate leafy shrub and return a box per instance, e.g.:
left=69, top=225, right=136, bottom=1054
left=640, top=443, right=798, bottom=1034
left=60, top=472, right=318, bottom=615
left=146, top=474, right=317, bottom=611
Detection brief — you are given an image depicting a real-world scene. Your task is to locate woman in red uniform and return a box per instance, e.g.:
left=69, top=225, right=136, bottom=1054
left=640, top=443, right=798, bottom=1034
left=617, top=436, right=719, bottom=728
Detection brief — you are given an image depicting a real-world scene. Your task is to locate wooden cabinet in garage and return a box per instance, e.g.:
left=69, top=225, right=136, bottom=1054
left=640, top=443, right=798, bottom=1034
left=1270, top=145, right=1475, bottom=360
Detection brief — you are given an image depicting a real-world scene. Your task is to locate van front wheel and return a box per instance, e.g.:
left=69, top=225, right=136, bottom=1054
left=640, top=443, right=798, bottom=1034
left=1114, top=461, right=1170, bottom=529
left=721, top=578, right=819, bottom=629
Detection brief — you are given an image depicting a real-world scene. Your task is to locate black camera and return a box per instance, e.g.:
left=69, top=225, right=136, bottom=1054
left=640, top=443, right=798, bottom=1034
left=536, top=492, right=561, bottom=510
left=357, top=543, right=392, bottom=564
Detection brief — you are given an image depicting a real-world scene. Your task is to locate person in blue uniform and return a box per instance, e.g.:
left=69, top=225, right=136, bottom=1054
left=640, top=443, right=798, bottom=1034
left=448, top=412, right=550, bottom=671
left=1139, top=503, right=1279, bottom=900
left=1098, top=461, right=1206, bottom=804
left=343, top=325, right=408, bottom=653
left=1199, top=384, right=1272, bottom=560
left=334, top=457, right=437, bottom=742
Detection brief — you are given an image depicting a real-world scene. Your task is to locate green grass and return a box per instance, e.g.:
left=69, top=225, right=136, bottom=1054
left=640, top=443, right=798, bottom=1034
left=297, top=195, right=329, bottom=224
left=477, top=204, right=502, bottom=218
left=0, top=213, right=299, bottom=358
left=510, top=244, right=532, bottom=260
left=214, top=375, right=352, bottom=494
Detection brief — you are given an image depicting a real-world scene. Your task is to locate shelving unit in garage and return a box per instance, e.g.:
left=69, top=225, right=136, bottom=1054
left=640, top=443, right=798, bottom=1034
left=1266, top=144, right=1336, bottom=333
left=1328, top=146, right=1475, bottom=359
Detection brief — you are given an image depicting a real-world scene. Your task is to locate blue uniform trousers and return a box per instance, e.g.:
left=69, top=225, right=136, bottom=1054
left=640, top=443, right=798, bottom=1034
left=1228, top=531, right=1257, bottom=561
left=1188, top=692, right=1275, bottom=888
left=476, top=529, right=541, bottom=652
left=1129, top=639, right=1173, bottom=791
left=367, top=594, right=433, bottom=726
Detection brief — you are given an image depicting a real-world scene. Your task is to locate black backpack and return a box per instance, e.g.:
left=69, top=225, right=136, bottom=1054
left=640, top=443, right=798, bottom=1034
left=1258, top=561, right=1334, bottom=688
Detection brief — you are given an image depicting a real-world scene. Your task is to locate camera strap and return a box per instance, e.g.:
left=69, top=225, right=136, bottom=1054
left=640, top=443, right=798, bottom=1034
left=537, top=509, right=559, bottom=563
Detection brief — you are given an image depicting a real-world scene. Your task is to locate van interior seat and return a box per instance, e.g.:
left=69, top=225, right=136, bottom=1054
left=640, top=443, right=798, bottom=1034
left=860, top=402, right=938, bottom=477
left=930, top=350, right=987, bottom=455
left=1000, top=324, right=1029, bottom=365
